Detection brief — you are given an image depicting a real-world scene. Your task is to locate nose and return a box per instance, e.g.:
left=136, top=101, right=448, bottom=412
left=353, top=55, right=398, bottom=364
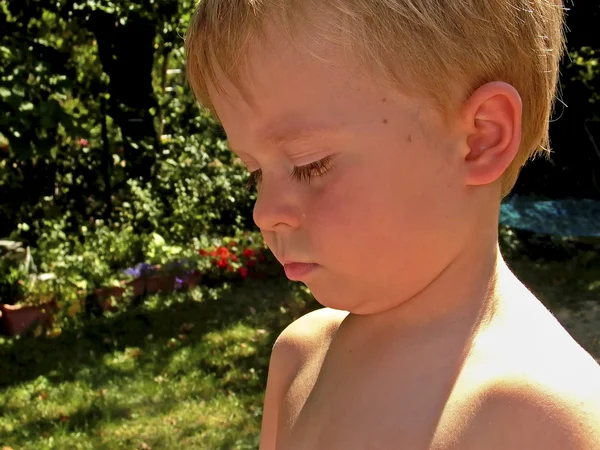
left=252, top=177, right=303, bottom=232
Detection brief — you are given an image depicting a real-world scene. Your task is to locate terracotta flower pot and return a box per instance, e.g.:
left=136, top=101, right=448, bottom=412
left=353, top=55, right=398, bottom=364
left=128, top=278, right=147, bottom=297
left=95, top=286, right=126, bottom=300
left=94, top=286, right=126, bottom=312
left=180, top=271, right=203, bottom=290
left=129, top=275, right=176, bottom=296
left=145, top=275, right=176, bottom=294
left=0, top=300, right=56, bottom=336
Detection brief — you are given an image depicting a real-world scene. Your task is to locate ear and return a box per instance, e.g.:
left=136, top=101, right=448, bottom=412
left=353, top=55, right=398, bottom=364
left=460, top=82, right=523, bottom=187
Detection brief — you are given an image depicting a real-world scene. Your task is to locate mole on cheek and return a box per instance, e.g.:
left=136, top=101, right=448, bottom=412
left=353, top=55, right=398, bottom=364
left=407, top=134, right=412, bottom=143
left=383, top=119, right=388, bottom=124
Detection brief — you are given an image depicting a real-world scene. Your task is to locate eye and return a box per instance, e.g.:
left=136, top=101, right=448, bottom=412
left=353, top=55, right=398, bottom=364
left=291, top=155, right=335, bottom=184
left=245, top=156, right=335, bottom=191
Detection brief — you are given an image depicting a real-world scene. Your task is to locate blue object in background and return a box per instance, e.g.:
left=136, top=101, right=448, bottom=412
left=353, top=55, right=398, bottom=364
left=500, top=195, right=600, bottom=237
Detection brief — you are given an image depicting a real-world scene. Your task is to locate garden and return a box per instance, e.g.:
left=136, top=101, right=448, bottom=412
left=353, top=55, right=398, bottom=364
left=1, top=1, right=599, bottom=449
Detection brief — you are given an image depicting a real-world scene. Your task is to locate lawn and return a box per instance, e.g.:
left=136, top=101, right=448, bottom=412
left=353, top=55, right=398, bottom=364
left=1, top=252, right=599, bottom=449
left=0, top=277, right=316, bottom=449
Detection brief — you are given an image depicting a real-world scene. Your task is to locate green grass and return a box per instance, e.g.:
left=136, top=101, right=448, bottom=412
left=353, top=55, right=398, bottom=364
left=0, top=277, right=317, bottom=449
left=0, top=252, right=599, bottom=449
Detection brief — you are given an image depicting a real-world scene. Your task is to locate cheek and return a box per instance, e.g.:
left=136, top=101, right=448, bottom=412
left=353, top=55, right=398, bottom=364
left=307, top=161, right=414, bottom=261
left=313, top=143, right=447, bottom=225
left=307, top=145, right=464, bottom=276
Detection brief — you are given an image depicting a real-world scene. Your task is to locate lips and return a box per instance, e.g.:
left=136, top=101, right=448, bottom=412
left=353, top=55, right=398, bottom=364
left=283, top=262, right=319, bottom=280
left=281, top=259, right=311, bottom=265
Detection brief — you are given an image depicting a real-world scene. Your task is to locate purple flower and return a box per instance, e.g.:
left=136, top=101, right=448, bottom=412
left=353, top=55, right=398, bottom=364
left=123, top=262, right=154, bottom=278
left=175, top=277, right=183, bottom=289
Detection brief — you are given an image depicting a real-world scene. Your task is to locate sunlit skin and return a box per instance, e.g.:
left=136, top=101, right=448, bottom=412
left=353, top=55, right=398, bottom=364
left=211, top=21, right=514, bottom=330
left=207, top=18, right=600, bottom=450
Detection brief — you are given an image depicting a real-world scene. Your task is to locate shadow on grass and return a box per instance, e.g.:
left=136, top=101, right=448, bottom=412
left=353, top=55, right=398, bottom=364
left=500, top=231, right=600, bottom=309
left=507, top=257, right=600, bottom=311
left=2, top=386, right=206, bottom=446
left=0, top=276, right=311, bottom=389
left=7, top=402, right=131, bottom=439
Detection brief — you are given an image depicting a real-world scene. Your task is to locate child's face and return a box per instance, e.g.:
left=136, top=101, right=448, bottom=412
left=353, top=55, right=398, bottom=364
left=209, top=24, right=482, bottom=315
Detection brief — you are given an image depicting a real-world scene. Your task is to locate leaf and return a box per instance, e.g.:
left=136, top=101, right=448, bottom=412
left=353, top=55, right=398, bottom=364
left=151, top=232, right=166, bottom=246
left=19, top=102, right=34, bottom=111
left=0, top=87, right=11, bottom=98
left=67, top=302, right=81, bottom=317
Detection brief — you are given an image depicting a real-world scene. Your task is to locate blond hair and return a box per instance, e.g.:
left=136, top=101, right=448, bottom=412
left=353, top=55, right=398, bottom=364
left=185, top=0, right=566, bottom=197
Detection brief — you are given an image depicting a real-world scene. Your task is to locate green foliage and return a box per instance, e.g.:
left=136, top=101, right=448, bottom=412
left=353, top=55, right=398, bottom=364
left=0, top=0, right=202, bottom=234
left=567, top=47, right=600, bottom=105
left=0, top=2, right=120, bottom=237
left=0, top=6, right=91, bottom=158
left=0, top=261, right=28, bottom=304
left=0, top=0, right=257, bottom=302
left=111, top=131, right=256, bottom=243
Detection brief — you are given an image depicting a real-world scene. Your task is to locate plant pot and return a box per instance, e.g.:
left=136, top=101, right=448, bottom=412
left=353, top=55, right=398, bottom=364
left=129, top=275, right=176, bottom=296
left=95, top=286, right=126, bottom=299
left=0, top=300, right=56, bottom=336
left=128, top=278, right=146, bottom=297
left=180, top=271, right=203, bottom=290
left=94, top=286, right=126, bottom=312
left=145, top=275, right=176, bottom=294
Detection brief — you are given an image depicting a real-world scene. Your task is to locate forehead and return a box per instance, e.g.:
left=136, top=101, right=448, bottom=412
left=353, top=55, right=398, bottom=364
left=207, top=21, right=439, bottom=152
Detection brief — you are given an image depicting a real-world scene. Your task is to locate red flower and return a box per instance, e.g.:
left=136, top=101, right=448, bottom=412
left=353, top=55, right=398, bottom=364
left=210, top=250, right=218, bottom=257
left=243, top=248, right=255, bottom=258
left=238, top=267, right=248, bottom=278
left=218, top=246, right=230, bottom=258
left=199, top=249, right=209, bottom=256
left=230, top=255, right=238, bottom=262
left=228, top=241, right=238, bottom=248
left=257, top=254, right=266, bottom=262
left=246, top=260, right=256, bottom=268
left=216, top=259, right=228, bottom=268
left=227, top=264, right=234, bottom=272
left=78, top=138, right=89, bottom=147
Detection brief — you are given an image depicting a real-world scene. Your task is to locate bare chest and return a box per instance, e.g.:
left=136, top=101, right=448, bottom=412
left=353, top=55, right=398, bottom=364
left=276, top=348, right=465, bottom=450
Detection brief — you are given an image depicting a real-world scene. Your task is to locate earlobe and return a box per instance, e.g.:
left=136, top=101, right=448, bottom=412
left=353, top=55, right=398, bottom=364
left=462, top=82, right=523, bottom=187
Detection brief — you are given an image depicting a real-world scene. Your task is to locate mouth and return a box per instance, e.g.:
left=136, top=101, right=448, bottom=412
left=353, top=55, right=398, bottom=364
left=283, top=262, right=319, bottom=281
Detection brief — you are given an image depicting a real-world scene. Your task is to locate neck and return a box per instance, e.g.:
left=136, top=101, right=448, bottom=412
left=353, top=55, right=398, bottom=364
left=350, top=237, right=514, bottom=339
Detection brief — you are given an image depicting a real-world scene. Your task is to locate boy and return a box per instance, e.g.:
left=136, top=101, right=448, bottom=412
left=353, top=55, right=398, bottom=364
left=185, top=1, right=600, bottom=448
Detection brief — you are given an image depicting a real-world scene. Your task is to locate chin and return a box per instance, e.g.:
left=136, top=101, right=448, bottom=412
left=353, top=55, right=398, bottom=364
left=308, top=284, right=369, bottom=314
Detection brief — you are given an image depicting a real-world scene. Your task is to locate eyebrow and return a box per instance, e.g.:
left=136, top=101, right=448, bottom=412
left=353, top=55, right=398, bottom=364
left=229, top=122, right=348, bottom=156
left=263, top=124, right=342, bottom=145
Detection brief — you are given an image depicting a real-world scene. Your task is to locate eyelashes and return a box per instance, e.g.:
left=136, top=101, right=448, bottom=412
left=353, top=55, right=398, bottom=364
left=245, top=156, right=335, bottom=191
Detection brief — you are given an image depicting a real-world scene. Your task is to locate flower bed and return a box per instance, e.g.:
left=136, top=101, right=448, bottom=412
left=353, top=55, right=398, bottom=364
left=0, top=236, right=280, bottom=336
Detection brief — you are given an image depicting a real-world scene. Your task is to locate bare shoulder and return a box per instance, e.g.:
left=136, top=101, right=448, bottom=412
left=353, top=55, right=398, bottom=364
left=259, top=308, right=348, bottom=450
left=457, top=303, right=600, bottom=450
left=266, top=307, right=350, bottom=380
left=272, top=307, right=350, bottom=359
left=459, top=372, right=600, bottom=450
